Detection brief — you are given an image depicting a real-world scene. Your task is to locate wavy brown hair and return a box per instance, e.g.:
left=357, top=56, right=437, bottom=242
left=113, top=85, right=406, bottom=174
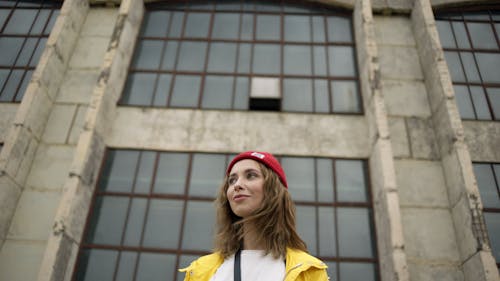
left=213, top=162, right=307, bottom=259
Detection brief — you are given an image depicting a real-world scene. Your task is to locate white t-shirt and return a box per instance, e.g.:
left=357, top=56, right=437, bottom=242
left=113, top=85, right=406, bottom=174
left=209, top=250, right=286, bottom=281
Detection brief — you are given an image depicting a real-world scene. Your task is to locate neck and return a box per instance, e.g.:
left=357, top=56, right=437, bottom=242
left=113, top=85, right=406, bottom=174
left=242, top=223, right=265, bottom=250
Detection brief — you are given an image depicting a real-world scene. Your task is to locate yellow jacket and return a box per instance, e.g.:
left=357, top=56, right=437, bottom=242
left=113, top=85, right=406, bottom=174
left=179, top=248, right=329, bottom=281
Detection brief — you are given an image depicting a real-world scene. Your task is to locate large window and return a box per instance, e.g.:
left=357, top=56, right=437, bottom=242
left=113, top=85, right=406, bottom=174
left=436, top=9, right=500, bottom=120
left=473, top=163, right=500, bottom=269
left=0, top=0, right=60, bottom=102
left=120, top=0, right=361, bottom=114
left=73, top=149, right=378, bottom=281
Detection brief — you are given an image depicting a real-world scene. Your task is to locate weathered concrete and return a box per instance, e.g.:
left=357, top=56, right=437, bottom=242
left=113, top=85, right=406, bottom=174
left=463, top=121, right=500, bottom=162
left=0, top=104, right=18, bottom=142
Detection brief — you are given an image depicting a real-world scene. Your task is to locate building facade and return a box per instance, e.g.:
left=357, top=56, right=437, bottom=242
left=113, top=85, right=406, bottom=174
left=0, top=0, right=499, bottom=280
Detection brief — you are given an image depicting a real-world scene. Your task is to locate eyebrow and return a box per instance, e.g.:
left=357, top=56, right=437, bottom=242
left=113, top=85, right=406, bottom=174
left=229, top=168, right=261, bottom=177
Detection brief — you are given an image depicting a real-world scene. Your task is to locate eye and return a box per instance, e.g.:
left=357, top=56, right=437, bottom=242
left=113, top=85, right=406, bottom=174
left=246, top=172, right=258, bottom=179
left=228, top=177, right=237, bottom=185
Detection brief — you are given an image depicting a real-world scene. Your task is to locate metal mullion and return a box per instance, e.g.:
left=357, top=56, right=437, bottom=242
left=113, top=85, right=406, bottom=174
left=332, top=158, right=340, bottom=281
left=0, top=1, right=16, bottom=33
left=313, top=158, right=320, bottom=256
left=196, top=8, right=215, bottom=109
left=279, top=3, right=284, bottom=108
left=173, top=153, right=195, bottom=281
left=309, top=15, right=316, bottom=113
left=490, top=163, right=500, bottom=204
left=322, top=15, right=333, bottom=113
left=230, top=9, right=244, bottom=109
left=166, top=10, right=188, bottom=107
left=365, top=160, right=381, bottom=280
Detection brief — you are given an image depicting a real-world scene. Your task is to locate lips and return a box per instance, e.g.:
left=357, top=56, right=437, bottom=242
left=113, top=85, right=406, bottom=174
left=233, top=194, right=249, bottom=201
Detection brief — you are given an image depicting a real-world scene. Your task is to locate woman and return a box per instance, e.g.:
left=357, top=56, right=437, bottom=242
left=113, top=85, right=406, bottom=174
left=180, top=151, right=329, bottom=281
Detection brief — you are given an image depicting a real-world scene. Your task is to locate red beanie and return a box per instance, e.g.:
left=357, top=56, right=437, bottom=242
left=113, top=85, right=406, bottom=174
left=226, top=151, right=288, bottom=188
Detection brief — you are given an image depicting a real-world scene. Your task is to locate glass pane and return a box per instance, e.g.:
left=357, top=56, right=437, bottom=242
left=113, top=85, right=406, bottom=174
left=317, top=158, right=334, bottom=202
left=283, top=78, right=313, bottom=113
left=212, top=13, right=239, bottom=39
left=312, top=16, right=326, bottom=42
left=0, top=10, right=9, bottom=27
left=318, top=207, right=336, bottom=256
left=30, top=9, right=50, bottom=35
left=201, top=76, right=234, bottom=109
left=486, top=88, right=500, bottom=120
left=152, top=74, right=172, bottom=107
left=177, top=254, right=201, bottom=281
left=327, top=16, right=352, bottom=43
left=0, top=69, right=8, bottom=95
left=496, top=24, right=500, bottom=41
left=16, top=70, right=31, bottom=101
left=284, top=45, right=312, bottom=75
left=331, top=80, right=360, bottom=113
left=0, top=37, right=23, bottom=65
left=284, top=15, right=310, bottom=42
left=325, top=261, right=337, bottom=280
left=123, top=198, right=147, bottom=246
left=436, top=20, right=456, bottom=48
left=29, top=37, right=46, bottom=66
left=473, top=164, right=500, bottom=208
left=0, top=69, right=22, bottom=101
left=143, top=199, right=183, bottom=248
left=4, top=9, right=37, bottom=34
left=169, top=12, right=184, bottom=38
left=256, top=15, right=280, bottom=41
left=184, top=12, right=210, bottom=38
left=216, top=0, right=241, bottom=11
left=237, top=43, right=251, bottom=73
left=131, top=40, right=163, bottom=69
left=460, top=52, right=480, bottom=83
left=338, top=208, right=374, bottom=257
left=313, top=46, right=327, bottom=76
left=154, top=152, right=189, bottom=194
left=452, top=22, right=471, bottom=48
left=99, top=150, right=139, bottom=192
left=189, top=153, right=226, bottom=196
left=255, top=1, right=281, bottom=12
left=467, top=23, right=497, bottom=49
left=241, top=14, right=253, bottom=40
left=160, top=41, right=178, bottom=70
left=336, top=160, right=366, bottom=202
left=453, top=85, right=475, bottom=119
left=75, top=249, right=118, bottom=281
left=142, top=11, right=170, bottom=37
left=170, top=75, right=201, bottom=107
left=207, top=42, right=237, bottom=72
left=296, top=205, right=317, bottom=256
left=182, top=201, right=215, bottom=251
left=136, top=253, right=176, bottom=281
left=85, top=196, right=128, bottom=245
left=444, top=51, right=465, bottom=83
left=329, top=46, right=356, bottom=76
left=484, top=213, right=500, bottom=263
left=121, top=73, right=156, bottom=106
left=253, top=44, right=280, bottom=74
left=281, top=157, right=315, bottom=201
left=115, top=252, right=137, bottom=281
left=463, top=12, right=490, bottom=20
left=339, top=262, right=376, bottom=281
left=44, top=10, right=59, bottom=35
left=314, top=79, right=330, bottom=113
left=177, top=41, right=207, bottom=71
left=476, top=53, right=500, bottom=83
left=234, top=77, right=249, bottom=110
left=470, top=86, right=492, bottom=120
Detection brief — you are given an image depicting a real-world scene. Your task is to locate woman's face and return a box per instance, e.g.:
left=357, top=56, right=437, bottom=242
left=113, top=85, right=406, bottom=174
left=226, top=159, right=265, bottom=218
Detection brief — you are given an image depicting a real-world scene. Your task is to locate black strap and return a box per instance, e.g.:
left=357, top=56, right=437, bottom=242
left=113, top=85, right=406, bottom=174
left=234, top=249, right=242, bottom=281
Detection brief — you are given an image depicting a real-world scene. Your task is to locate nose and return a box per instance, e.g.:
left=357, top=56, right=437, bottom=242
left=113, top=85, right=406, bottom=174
left=233, top=179, right=244, bottom=191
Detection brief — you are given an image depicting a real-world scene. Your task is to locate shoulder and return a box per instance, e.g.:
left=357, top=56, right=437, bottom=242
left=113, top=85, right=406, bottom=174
left=286, top=248, right=325, bottom=265
left=285, top=248, right=329, bottom=281
left=180, top=252, right=224, bottom=273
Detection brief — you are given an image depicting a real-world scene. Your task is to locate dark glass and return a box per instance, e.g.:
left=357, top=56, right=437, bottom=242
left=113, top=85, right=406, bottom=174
left=284, top=15, right=310, bottom=42
left=476, top=53, right=500, bottom=83
left=255, top=1, right=281, bottom=12
left=325, top=261, right=337, bottom=280
left=460, top=52, right=480, bottom=83
left=284, top=45, right=312, bottom=75
left=0, top=70, right=9, bottom=97
left=44, top=10, right=59, bottom=35
left=484, top=213, right=500, bottom=263
left=281, top=157, right=315, bottom=201
left=75, top=249, right=118, bottom=281
left=184, top=12, right=211, bottom=38
left=256, top=14, right=280, bottom=41
left=177, top=255, right=201, bottom=281
left=182, top=201, right=215, bottom=251
left=85, top=196, right=129, bottom=245
left=123, top=198, right=147, bottom=246
left=216, top=0, right=242, bottom=11
left=313, top=46, right=327, bottom=76
left=131, top=40, right=163, bottom=69
left=152, top=74, right=172, bottom=107
left=177, top=41, right=207, bottom=71
left=170, top=75, right=201, bottom=107
left=142, top=199, right=183, bottom=248
left=469, top=86, right=492, bottom=120
left=336, top=160, right=366, bottom=202
left=168, top=12, right=184, bottom=38
left=234, top=77, right=249, bottom=109
left=135, top=253, right=176, bottom=281
left=473, top=164, right=500, bottom=208
left=253, top=44, right=280, bottom=74
left=486, top=88, right=500, bottom=120
left=142, top=11, right=170, bottom=37
left=237, top=43, right=251, bottom=73
left=160, top=41, right=178, bottom=70
left=453, top=85, right=475, bottom=119
left=0, top=37, right=24, bottom=65
left=240, top=14, right=253, bottom=40
left=312, top=16, right=326, bottom=42
left=331, top=80, right=360, bottom=113
left=153, top=152, right=189, bottom=194
left=283, top=79, right=313, bottom=113
left=337, top=208, right=374, bottom=257
left=0, top=69, right=22, bottom=101
left=327, top=16, right=352, bottom=43
left=30, top=9, right=50, bottom=35
left=114, top=252, right=137, bottom=281
left=4, top=9, right=37, bottom=34
left=0, top=10, right=9, bottom=27
left=16, top=69, right=31, bottom=101
left=212, top=13, right=239, bottom=39
left=443, top=51, right=466, bottom=82
left=314, top=79, right=330, bottom=113
left=329, top=46, right=356, bottom=76
left=436, top=20, right=456, bottom=48
left=339, top=262, right=376, bottom=281
left=122, top=73, right=156, bottom=106
left=207, top=42, right=237, bottom=72
left=317, top=158, right=334, bottom=202
left=99, top=150, right=139, bottom=192
left=295, top=205, right=317, bottom=256
left=467, top=22, right=497, bottom=49
left=188, top=153, right=226, bottom=196
left=318, top=207, right=336, bottom=256
left=451, top=22, right=471, bottom=48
